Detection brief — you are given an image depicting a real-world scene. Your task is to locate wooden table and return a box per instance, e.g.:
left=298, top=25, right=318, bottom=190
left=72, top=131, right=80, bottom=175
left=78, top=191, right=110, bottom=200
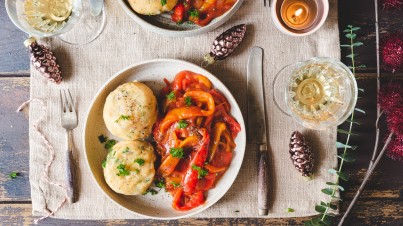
left=1, top=1, right=402, bottom=225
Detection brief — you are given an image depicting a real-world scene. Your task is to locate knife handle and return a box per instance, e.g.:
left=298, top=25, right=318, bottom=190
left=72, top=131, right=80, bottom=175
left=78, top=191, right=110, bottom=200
left=258, top=144, right=269, bottom=215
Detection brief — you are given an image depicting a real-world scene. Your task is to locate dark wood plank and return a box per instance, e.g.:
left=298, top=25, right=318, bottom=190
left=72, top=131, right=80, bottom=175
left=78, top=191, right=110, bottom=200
left=0, top=77, right=30, bottom=201
left=0, top=3, right=30, bottom=75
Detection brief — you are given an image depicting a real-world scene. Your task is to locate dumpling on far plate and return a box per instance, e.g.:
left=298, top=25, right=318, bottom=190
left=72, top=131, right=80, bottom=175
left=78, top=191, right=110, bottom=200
left=127, top=0, right=178, bottom=15
left=103, top=140, right=156, bottom=195
left=103, top=81, right=157, bottom=140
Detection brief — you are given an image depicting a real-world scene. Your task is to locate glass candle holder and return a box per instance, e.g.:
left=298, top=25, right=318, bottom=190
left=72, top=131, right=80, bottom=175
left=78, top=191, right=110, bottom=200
left=273, top=57, right=358, bottom=130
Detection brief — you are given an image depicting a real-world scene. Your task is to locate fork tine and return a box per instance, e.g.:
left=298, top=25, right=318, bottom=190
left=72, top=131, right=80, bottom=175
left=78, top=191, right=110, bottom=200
left=63, top=89, right=71, bottom=112
left=67, top=89, right=76, bottom=112
left=60, top=90, right=65, bottom=113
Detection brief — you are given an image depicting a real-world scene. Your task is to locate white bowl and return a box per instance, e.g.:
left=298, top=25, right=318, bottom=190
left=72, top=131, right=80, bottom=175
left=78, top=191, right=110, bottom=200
left=83, top=59, right=246, bottom=219
left=117, top=0, right=244, bottom=37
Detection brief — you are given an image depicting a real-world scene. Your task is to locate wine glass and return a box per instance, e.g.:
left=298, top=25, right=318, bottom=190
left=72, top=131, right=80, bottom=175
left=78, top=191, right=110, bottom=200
left=5, top=0, right=106, bottom=45
left=272, top=57, right=358, bottom=130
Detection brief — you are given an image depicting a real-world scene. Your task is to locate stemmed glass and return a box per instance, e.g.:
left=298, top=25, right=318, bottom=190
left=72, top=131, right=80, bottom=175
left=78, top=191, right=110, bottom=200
left=5, top=0, right=105, bottom=45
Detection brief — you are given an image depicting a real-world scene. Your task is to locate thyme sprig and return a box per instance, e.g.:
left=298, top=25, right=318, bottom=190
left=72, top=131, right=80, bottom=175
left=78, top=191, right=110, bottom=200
left=305, top=25, right=365, bottom=226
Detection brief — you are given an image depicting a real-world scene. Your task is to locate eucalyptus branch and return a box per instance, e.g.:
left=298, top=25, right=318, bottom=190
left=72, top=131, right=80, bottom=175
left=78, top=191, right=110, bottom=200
left=338, top=132, right=394, bottom=226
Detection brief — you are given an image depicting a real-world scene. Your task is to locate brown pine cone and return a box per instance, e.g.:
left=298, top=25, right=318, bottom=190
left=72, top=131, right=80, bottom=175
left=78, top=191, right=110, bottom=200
left=289, top=131, right=314, bottom=178
left=24, top=37, right=62, bottom=84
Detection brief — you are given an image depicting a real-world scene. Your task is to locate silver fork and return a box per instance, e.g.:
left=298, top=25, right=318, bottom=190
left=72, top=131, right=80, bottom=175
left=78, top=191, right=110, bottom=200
left=60, top=89, right=78, bottom=203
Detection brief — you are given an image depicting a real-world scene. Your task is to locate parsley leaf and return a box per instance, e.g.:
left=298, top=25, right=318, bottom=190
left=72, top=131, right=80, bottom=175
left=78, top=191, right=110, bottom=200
left=9, top=172, right=19, bottom=179
left=143, top=189, right=158, bottom=195
left=155, top=178, right=165, bottom=188
left=115, top=115, right=130, bottom=123
left=191, top=164, right=208, bottom=179
left=184, top=96, right=192, bottom=106
left=134, top=158, right=145, bottom=166
left=123, top=147, right=130, bottom=153
left=177, top=120, right=188, bottom=129
left=286, top=208, right=295, bottom=212
left=171, top=182, right=180, bottom=188
left=170, top=147, right=184, bottom=158
left=116, top=164, right=130, bottom=176
left=189, top=9, right=199, bottom=18
left=161, top=0, right=167, bottom=6
left=166, top=92, right=176, bottom=100
left=104, top=139, right=117, bottom=151
left=102, top=159, right=107, bottom=168
left=98, top=134, right=107, bottom=143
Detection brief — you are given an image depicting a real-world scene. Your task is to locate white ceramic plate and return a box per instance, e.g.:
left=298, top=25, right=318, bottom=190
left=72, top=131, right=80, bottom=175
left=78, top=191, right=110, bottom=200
left=84, top=59, right=246, bottom=219
left=117, top=0, right=244, bottom=37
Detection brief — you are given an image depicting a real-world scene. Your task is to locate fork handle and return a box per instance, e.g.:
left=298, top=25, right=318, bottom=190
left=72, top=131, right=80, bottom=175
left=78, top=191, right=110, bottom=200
left=65, top=130, right=76, bottom=203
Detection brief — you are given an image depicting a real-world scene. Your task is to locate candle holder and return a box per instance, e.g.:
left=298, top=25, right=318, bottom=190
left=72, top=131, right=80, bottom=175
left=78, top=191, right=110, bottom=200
left=270, top=0, right=329, bottom=36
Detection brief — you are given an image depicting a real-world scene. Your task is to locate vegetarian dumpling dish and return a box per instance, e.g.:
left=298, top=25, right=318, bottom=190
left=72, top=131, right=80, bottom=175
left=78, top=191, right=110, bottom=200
left=103, top=140, right=156, bottom=195
left=103, top=81, right=157, bottom=140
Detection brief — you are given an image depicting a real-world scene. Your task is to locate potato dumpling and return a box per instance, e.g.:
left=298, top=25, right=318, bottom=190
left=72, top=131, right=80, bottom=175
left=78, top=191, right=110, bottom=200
left=103, top=140, right=156, bottom=195
left=103, top=81, right=157, bottom=140
left=127, top=0, right=178, bottom=15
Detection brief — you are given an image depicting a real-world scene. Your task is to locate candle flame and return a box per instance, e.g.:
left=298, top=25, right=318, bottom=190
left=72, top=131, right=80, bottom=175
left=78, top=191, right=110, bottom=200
left=294, top=8, right=303, bottom=17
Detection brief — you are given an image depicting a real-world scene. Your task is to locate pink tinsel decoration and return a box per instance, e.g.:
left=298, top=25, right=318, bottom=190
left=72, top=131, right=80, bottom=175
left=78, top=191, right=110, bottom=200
left=378, top=82, right=402, bottom=112
left=382, top=0, right=403, bottom=9
left=382, top=33, right=403, bottom=73
left=386, top=134, right=403, bottom=162
left=387, top=106, right=403, bottom=136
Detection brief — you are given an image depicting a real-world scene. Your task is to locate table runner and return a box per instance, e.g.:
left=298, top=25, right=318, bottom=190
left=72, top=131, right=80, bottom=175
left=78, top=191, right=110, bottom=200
left=29, top=0, right=340, bottom=219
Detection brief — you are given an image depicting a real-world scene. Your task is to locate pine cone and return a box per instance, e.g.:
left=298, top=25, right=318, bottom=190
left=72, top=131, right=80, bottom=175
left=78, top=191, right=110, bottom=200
left=203, top=24, right=246, bottom=65
left=24, top=37, right=62, bottom=84
left=289, top=131, right=314, bottom=178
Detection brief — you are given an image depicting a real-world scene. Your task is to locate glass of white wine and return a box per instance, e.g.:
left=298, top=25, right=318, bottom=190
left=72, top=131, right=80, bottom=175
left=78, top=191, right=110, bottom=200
left=273, top=57, right=358, bottom=130
left=5, top=0, right=105, bottom=45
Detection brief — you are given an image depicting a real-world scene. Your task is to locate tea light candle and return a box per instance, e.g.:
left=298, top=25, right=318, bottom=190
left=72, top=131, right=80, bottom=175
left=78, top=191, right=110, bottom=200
left=280, top=0, right=318, bottom=30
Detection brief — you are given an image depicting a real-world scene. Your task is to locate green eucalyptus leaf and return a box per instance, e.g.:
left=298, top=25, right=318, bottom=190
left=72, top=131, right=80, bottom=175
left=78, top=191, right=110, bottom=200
left=325, top=182, right=345, bottom=191
left=351, top=27, right=361, bottom=31
left=340, top=44, right=351, bottom=47
left=336, top=142, right=357, bottom=150
left=358, top=88, right=365, bottom=92
left=328, top=169, right=337, bottom=174
left=355, top=108, right=366, bottom=114
left=345, top=119, right=361, bottom=125
left=352, top=42, right=363, bottom=46
left=338, top=153, right=356, bottom=163
left=321, top=188, right=334, bottom=195
left=343, top=29, right=350, bottom=33
left=337, top=171, right=350, bottom=181
left=331, top=195, right=342, bottom=201
left=358, top=65, right=367, bottom=68
left=315, top=205, right=327, bottom=213
left=312, top=217, right=322, bottom=225
left=337, top=129, right=358, bottom=136
left=347, top=25, right=353, bottom=28
left=345, top=33, right=357, bottom=39
left=346, top=53, right=358, bottom=58
left=322, top=214, right=334, bottom=225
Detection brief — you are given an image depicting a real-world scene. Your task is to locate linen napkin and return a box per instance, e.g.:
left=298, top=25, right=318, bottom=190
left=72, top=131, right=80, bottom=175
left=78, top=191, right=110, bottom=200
left=29, top=0, right=340, bottom=219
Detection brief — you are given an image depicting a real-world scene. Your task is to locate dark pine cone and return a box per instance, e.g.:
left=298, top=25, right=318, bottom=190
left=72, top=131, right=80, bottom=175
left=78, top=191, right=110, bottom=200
left=204, top=24, right=247, bottom=65
left=289, top=131, right=314, bottom=178
left=25, top=37, right=62, bottom=84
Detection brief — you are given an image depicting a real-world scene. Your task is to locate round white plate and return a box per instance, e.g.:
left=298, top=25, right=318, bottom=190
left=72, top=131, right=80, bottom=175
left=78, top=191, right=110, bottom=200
left=83, top=59, right=246, bottom=219
left=117, top=0, right=244, bottom=37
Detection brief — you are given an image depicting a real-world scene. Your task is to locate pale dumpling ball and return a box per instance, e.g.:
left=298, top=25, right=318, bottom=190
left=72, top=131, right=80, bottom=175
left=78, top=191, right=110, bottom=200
left=103, top=140, right=156, bottom=195
left=103, top=81, right=157, bottom=140
left=128, top=0, right=178, bottom=15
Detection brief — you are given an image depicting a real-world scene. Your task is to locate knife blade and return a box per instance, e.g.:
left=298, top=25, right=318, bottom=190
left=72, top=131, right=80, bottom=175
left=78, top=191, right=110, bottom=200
left=247, top=46, right=269, bottom=216
left=89, top=0, right=104, bottom=17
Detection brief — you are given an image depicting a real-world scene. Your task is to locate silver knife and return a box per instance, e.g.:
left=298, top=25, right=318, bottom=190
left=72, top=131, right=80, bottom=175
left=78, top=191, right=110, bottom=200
left=89, top=0, right=104, bottom=17
left=247, top=46, right=269, bottom=216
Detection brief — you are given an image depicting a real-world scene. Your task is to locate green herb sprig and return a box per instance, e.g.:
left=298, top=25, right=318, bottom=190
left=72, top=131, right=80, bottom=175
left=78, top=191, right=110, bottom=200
left=170, top=147, right=184, bottom=158
left=191, top=164, right=208, bottom=179
left=116, top=164, right=130, bottom=176
left=305, top=25, right=365, bottom=226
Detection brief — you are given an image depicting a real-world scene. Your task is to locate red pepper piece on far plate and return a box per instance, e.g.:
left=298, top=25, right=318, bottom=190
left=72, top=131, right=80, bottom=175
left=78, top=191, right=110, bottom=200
left=171, top=3, right=185, bottom=23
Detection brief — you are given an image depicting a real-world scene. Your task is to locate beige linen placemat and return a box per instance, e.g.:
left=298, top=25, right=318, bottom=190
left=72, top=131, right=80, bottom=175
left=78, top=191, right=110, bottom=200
left=29, top=0, right=340, bottom=219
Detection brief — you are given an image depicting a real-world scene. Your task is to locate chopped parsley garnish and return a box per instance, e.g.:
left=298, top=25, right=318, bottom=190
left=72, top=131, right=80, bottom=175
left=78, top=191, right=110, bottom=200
left=191, top=164, right=208, bottom=179
left=235, top=210, right=240, bottom=213
left=116, top=164, right=130, bottom=176
left=9, top=172, right=19, bottom=179
left=171, top=182, right=180, bottom=188
left=161, top=0, right=167, bottom=6
left=177, top=120, right=188, bottom=129
left=102, top=159, right=107, bottom=168
left=115, top=115, right=130, bottom=123
left=104, top=139, right=117, bottom=151
left=98, top=134, right=107, bottom=143
left=143, top=189, right=158, bottom=195
left=123, top=147, right=130, bottom=153
left=184, top=96, right=192, bottom=106
left=155, top=178, right=165, bottom=188
left=286, top=208, right=295, bottom=212
left=166, top=92, right=176, bottom=100
left=170, top=147, right=184, bottom=158
left=189, top=9, right=199, bottom=18
left=134, top=158, right=145, bottom=166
